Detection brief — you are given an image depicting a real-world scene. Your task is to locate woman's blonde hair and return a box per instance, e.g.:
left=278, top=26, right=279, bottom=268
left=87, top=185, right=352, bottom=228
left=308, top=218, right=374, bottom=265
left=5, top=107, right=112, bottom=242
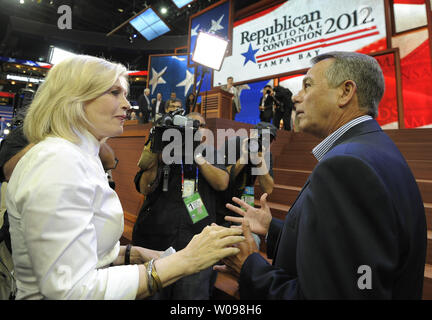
left=24, top=55, right=129, bottom=143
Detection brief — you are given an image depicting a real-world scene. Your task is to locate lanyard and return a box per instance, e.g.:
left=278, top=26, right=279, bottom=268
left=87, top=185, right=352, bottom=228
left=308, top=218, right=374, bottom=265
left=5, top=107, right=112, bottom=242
left=181, top=163, right=199, bottom=193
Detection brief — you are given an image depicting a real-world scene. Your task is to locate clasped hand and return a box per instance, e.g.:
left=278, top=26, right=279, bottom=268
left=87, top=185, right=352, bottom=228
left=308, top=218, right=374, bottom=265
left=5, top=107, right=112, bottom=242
left=214, top=193, right=273, bottom=278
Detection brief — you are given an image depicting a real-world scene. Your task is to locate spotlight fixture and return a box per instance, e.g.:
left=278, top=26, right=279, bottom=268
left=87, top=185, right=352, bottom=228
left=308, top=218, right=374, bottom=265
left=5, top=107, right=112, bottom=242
left=161, top=7, right=167, bottom=14
left=48, top=46, right=76, bottom=65
left=192, top=31, right=228, bottom=71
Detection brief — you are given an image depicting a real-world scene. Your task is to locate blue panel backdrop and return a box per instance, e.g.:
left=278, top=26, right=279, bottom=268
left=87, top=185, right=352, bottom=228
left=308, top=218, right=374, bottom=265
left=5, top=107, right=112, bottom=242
left=234, top=79, right=274, bottom=125
left=148, top=54, right=195, bottom=107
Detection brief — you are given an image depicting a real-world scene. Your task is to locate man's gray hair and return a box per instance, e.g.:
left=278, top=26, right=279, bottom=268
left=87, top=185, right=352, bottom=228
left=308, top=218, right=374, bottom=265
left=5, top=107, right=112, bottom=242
left=311, top=51, right=384, bottom=118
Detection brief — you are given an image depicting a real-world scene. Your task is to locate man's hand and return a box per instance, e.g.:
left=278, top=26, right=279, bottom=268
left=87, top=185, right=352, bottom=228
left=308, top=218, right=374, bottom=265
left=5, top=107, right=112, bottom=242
left=225, top=193, right=272, bottom=236
left=214, top=220, right=258, bottom=278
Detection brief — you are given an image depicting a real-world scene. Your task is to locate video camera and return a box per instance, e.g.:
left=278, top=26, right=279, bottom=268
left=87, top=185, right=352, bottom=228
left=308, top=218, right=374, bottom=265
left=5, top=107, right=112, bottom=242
left=149, top=109, right=201, bottom=156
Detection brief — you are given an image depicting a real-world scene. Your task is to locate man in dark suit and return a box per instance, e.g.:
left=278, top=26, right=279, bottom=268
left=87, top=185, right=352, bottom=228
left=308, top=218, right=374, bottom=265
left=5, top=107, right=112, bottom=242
left=219, top=51, right=427, bottom=299
left=137, top=88, right=151, bottom=123
left=259, top=85, right=274, bottom=123
left=151, top=92, right=165, bottom=121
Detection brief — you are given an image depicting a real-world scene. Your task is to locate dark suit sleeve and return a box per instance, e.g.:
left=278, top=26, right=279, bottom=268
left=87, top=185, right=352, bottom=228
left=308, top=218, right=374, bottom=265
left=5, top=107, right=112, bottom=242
left=265, top=218, right=283, bottom=259
left=239, top=155, right=398, bottom=299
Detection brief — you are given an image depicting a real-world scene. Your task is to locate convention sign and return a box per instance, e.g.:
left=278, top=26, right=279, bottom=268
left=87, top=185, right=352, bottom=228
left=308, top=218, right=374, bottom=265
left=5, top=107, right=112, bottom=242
left=214, top=0, right=387, bottom=85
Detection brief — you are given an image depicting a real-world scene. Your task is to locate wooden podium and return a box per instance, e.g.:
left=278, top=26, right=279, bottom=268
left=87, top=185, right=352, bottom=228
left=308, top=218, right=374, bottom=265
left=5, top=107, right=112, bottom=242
left=195, top=88, right=233, bottom=119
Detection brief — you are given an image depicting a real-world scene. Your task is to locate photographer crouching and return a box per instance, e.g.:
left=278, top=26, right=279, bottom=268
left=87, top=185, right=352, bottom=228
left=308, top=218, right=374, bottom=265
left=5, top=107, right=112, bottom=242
left=132, top=101, right=229, bottom=299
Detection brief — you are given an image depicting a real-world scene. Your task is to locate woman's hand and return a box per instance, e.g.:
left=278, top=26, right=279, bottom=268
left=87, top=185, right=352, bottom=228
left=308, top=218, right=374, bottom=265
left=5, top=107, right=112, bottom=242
left=131, top=247, right=163, bottom=264
left=178, top=224, right=245, bottom=276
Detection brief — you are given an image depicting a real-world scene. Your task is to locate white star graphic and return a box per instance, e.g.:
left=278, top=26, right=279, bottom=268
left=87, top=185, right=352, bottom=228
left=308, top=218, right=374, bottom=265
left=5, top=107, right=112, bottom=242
left=149, top=66, right=167, bottom=95
left=176, top=69, right=195, bottom=96
left=208, top=15, right=224, bottom=33
left=191, top=24, right=200, bottom=37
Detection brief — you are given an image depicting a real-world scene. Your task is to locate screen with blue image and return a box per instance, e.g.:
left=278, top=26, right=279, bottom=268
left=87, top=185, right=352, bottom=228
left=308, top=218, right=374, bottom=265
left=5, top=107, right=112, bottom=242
left=130, top=8, right=170, bottom=41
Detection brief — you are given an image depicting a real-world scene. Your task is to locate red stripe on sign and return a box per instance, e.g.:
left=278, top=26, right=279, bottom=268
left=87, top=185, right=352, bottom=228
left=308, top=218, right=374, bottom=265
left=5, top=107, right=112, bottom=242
left=279, top=74, right=305, bottom=82
left=394, top=0, right=425, bottom=4
left=256, top=26, right=377, bottom=59
left=234, top=3, right=285, bottom=27
left=128, top=71, right=148, bottom=76
left=0, top=92, right=15, bottom=98
left=257, top=31, right=379, bottom=63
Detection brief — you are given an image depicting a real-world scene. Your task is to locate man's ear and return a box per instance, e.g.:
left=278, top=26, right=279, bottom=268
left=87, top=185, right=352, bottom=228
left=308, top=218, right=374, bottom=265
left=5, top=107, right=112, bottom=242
left=338, top=80, right=357, bottom=108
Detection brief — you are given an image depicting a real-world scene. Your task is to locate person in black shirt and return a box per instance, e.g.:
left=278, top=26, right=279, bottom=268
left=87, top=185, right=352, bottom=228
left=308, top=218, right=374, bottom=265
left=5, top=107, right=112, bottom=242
left=259, top=85, right=275, bottom=123
left=132, top=112, right=229, bottom=299
left=184, top=93, right=196, bottom=115
left=272, top=86, right=294, bottom=131
left=216, top=122, right=276, bottom=247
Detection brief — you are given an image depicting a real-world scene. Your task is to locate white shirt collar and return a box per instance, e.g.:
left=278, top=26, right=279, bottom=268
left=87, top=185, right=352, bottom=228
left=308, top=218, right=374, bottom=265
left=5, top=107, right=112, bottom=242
left=312, top=115, right=372, bottom=162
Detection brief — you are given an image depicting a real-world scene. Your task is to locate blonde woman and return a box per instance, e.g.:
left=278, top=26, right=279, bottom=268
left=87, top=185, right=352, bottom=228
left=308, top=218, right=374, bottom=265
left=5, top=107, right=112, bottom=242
left=6, top=55, right=244, bottom=300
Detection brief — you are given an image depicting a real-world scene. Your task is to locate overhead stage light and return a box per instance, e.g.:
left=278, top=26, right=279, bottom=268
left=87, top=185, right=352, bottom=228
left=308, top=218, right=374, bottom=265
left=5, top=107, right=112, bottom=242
left=160, top=7, right=167, bottom=15
left=129, top=8, right=171, bottom=41
left=192, top=31, right=228, bottom=71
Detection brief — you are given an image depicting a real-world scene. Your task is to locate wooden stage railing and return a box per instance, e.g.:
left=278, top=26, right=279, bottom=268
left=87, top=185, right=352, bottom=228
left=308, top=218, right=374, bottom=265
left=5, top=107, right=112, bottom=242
left=110, top=119, right=432, bottom=300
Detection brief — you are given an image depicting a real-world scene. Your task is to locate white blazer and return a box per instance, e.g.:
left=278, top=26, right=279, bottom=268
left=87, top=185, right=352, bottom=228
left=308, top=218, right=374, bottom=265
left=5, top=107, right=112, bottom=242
left=6, top=131, right=139, bottom=299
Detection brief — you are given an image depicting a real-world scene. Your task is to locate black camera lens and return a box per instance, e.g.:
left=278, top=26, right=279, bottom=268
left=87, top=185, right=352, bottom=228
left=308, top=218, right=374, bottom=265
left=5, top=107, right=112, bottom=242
left=266, top=89, right=271, bottom=95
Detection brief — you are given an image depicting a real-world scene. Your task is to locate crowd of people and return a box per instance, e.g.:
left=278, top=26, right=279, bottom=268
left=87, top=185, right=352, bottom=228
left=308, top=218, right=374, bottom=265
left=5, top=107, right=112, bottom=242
left=134, top=90, right=196, bottom=124
left=132, top=75, right=294, bottom=131
left=0, top=51, right=427, bottom=300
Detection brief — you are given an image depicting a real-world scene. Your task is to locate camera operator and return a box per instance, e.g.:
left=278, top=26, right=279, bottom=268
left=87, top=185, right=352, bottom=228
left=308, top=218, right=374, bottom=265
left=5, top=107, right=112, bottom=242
left=259, top=85, right=275, bottom=123
left=272, top=86, right=294, bottom=131
left=216, top=122, right=276, bottom=245
left=132, top=111, right=229, bottom=299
